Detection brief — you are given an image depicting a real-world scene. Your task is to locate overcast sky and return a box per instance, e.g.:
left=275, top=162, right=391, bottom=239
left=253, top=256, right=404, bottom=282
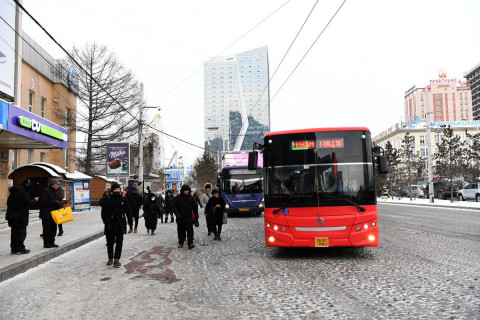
left=19, top=0, right=480, bottom=166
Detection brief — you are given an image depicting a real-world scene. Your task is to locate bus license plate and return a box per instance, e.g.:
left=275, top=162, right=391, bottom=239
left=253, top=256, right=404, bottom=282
left=239, top=208, right=248, bottom=212
left=315, top=237, right=329, bottom=247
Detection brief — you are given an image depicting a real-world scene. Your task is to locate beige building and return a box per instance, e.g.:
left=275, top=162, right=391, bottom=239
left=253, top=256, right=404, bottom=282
left=0, top=33, right=76, bottom=208
left=373, top=121, right=480, bottom=163
left=404, top=76, right=472, bottom=123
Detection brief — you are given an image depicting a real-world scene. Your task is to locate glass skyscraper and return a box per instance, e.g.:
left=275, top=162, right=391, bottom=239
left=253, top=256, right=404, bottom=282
left=204, top=46, right=270, bottom=154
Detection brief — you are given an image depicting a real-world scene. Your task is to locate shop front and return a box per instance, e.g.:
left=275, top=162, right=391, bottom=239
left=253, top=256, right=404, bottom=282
left=0, top=100, right=68, bottom=208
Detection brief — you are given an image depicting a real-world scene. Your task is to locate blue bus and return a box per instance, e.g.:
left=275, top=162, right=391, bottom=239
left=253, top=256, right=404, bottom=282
left=218, top=166, right=264, bottom=215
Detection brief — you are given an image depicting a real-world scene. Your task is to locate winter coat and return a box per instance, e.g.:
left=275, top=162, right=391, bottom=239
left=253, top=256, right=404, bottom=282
left=165, top=194, right=175, bottom=210
left=205, top=196, right=226, bottom=225
left=143, top=194, right=159, bottom=230
left=172, top=186, right=198, bottom=224
left=100, top=192, right=133, bottom=234
left=6, top=184, right=36, bottom=228
left=39, top=186, right=63, bottom=220
left=200, top=191, right=211, bottom=209
left=126, top=192, right=143, bottom=214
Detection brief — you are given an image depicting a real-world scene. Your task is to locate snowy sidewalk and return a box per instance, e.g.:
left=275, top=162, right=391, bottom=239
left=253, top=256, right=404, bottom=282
left=377, top=196, right=480, bottom=210
left=0, top=207, right=105, bottom=282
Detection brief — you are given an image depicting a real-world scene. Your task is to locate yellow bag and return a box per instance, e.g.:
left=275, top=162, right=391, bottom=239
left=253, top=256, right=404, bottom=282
left=51, top=206, right=74, bottom=225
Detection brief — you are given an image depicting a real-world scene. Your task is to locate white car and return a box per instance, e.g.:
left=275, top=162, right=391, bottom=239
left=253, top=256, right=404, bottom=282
left=457, top=183, right=480, bottom=202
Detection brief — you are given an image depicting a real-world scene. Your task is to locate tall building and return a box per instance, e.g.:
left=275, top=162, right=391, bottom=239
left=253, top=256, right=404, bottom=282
left=404, top=72, right=472, bottom=123
left=204, top=46, right=270, bottom=154
left=464, top=62, right=480, bottom=120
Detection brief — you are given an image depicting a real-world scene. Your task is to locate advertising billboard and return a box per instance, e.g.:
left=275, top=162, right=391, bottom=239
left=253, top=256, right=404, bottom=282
left=73, top=181, right=90, bottom=211
left=106, top=142, right=130, bottom=176
left=0, top=0, right=15, bottom=100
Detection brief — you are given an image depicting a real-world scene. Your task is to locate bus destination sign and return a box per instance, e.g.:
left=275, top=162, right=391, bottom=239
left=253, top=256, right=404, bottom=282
left=291, top=138, right=344, bottom=150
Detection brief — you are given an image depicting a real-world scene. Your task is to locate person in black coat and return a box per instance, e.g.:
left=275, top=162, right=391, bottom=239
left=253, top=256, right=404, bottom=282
left=6, top=179, right=38, bottom=254
left=143, top=192, right=159, bottom=235
left=205, top=189, right=226, bottom=240
left=172, top=185, right=199, bottom=249
left=126, top=186, right=142, bottom=233
left=100, top=182, right=133, bottom=268
left=39, top=178, right=64, bottom=248
left=164, top=190, right=175, bottom=223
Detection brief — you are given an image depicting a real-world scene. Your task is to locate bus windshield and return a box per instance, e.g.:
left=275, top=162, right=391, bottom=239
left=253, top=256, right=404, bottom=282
left=264, top=130, right=376, bottom=207
left=222, top=169, right=263, bottom=195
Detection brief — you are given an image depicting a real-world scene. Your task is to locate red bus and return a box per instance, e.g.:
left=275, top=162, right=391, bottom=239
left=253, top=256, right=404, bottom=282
left=248, top=127, right=388, bottom=247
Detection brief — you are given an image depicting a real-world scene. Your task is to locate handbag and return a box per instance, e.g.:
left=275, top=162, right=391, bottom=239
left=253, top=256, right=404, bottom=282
left=222, top=211, right=228, bottom=224
left=51, top=206, right=74, bottom=225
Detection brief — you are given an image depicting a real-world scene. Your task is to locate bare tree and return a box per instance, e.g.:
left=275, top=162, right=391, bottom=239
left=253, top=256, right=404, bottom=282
left=66, top=43, right=140, bottom=175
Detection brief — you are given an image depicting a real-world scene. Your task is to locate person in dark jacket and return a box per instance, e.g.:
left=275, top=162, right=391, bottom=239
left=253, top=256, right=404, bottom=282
left=56, top=186, right=65, bottom=236
left=6, top=179, right=38, bottom=254
left=143, top=192, right=159, bottom=235
left=155, top=191, right=166, bottom=222
left=205, top=189, right=226, bottom=240
left=126, top=186, right=142, bottom=233
left=100, top=182, right=133, bottom=268
left=172, top=185, right=199, bottom=249
left=164, top=190, right=175, bottom=223
left=39, top=178, right=64, bottom=248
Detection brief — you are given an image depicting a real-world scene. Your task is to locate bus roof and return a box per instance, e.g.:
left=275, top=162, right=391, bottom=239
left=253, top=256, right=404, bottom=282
left=265, top=127, right=371, bottom=137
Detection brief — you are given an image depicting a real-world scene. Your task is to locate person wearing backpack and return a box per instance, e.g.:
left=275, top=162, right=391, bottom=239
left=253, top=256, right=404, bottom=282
left=200, top=183, right=213, bottom=236
left=100, top=183, right=133, bottom=268
left=6, top=179, right=38, bottom=254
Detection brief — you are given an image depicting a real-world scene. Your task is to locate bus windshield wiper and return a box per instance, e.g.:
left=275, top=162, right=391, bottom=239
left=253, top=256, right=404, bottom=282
left=331, top=198, right=366, bottom=212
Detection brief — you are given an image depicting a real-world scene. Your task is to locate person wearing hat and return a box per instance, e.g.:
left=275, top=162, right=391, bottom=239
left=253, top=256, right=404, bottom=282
left=172, top=184, right=199, bottom=249
left=200, top=183, right=213, bottom=235
left=6, top=179, right=39, bottom=254
left=126, top=185, right=143, bottom=233
left=39, top=178, right=64, bottom=248
left=164, top=190, right=175, bottom=223
left=205, top=189, right=226, bottom=240
left=100, top=182, right=133, bottom=267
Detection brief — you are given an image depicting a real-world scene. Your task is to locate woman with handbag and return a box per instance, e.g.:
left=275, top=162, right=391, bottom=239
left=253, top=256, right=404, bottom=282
left=100, top=183, right=133, bottom=268
left=205, top=189, right=226, bottom=240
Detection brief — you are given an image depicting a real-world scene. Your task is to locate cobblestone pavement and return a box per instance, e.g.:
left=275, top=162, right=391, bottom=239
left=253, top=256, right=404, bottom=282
left=0, top=205, right=478, bottom=320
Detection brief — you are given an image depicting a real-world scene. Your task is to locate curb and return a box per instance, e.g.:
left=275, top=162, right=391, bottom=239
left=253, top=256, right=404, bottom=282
left=0, top=230, right=105, bottom=283
left=378, top=200, right=480, bottom=211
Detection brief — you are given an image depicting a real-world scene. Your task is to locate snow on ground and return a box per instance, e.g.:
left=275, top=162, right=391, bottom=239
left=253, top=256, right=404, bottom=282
left=378, top=196, right=480, bottom=209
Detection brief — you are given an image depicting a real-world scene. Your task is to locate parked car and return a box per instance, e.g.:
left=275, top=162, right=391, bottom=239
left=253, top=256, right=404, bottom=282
left=436, top=184, right=460, bottom=200
left=457, top=183, right=480, bottom=201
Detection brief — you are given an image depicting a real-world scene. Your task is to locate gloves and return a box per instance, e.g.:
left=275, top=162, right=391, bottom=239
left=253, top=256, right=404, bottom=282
left=194, top=220, right=199, bottom=228
left=55, top=200, right=64, bottom=207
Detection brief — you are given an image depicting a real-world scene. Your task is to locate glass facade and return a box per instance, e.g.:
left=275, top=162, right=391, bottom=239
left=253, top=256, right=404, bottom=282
left=204, top=46, right=270, bottom=153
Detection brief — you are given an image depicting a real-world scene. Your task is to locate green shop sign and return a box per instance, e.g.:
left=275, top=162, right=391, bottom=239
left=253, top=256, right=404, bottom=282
left=18, top=116, right=67, bottom=141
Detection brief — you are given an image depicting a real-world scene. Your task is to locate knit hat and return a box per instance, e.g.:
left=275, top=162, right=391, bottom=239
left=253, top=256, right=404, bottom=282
left=50, top=178, right=60, bottom=185
left=111, top=182, right=121, bottom=192
left=212, top=189, right=219, bottom=195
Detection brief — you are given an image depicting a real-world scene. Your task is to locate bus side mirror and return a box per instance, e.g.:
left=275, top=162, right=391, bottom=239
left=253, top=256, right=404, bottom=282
left=377, top=156, right=388, bottom=174
left=248, top=152, right=258, bottom=171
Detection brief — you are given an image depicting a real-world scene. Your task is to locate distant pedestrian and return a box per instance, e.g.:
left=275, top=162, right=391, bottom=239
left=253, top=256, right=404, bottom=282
left=205, top=189, right=226, bottom=240
left=155, top=191, right=166, bottom=221
left=6, top=179, right=39, bottom=254
left=39, top=178, right=64, bottom=248
left=164, top=190, right=175, bottom=223
left=99, top=182, right=133, bottom=268
left=200, top=183, right=213, bottom=236
left=143, top=192, right=159, bottom=235
left=172, top=185, right=199, bottom=249
left=126, top=186, right=142, bottom=233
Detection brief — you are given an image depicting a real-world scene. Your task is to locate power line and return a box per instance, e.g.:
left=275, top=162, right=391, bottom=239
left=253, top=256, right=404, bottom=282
left=271, top=0, right=348, bottom=101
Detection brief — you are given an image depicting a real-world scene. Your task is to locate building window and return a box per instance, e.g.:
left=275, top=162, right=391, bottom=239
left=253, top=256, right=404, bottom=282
left=40, top=152, right=45, bottom=162
left=41, top=98, right=46, bottom=117
left=28, top=91, right=33, bottom=112
left=27, top=149, right=33, bottom=164
left=419, top=135, right=426, bottom=145
left=12, top=150, right=17, bottom=170
left=420, top=147, right=427, bottom=158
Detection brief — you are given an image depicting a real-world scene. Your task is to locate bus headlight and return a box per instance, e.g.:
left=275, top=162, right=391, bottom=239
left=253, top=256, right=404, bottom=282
left=225, top=204, right=229, bottom=208
left=368, top=235, right=375, bottom=242
left=273, top=225, right=279, bottom=231
left=259, top=203, right=264, bottom=207
left=363, top=224, right=369, bottom=230
left=268, top=236, right=275, bottom=243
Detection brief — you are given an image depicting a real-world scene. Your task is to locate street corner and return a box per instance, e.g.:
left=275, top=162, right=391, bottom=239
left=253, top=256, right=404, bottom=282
left=124, top=246, right=180, bottom=283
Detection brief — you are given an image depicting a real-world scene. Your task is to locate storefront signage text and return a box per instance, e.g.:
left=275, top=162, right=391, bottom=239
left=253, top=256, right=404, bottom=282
left=17, top=116, right=67, bottom=141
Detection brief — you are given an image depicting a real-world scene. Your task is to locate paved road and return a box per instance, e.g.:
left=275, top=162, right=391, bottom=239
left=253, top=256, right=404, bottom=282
left=0, top=205, right=478, bottom=320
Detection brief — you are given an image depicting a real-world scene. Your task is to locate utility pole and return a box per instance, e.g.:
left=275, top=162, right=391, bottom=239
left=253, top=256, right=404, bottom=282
left=14, top=0, right=23, bottom=106
left=138, top=83, right=144, bottom=194
left=425, top=85, right=434, bottom=203
left=137, top=83, right=160, bottom=195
